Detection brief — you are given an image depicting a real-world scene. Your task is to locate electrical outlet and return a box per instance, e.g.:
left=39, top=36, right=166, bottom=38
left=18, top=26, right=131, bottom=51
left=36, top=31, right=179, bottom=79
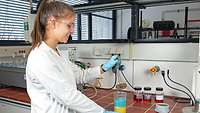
left=108, top=47, right=123, bottom=55
left=68, top=47, right=77, bottom=62
left=93, top=47, right=102, bottom=56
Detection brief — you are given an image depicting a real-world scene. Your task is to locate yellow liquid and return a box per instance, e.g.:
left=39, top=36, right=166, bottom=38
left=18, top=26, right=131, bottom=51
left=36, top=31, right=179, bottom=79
left=114, top=107, right=126, bottom=113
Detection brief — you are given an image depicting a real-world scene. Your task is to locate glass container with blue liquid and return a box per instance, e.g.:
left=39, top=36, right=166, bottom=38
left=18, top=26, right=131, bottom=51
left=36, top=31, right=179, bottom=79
left=114, top=91, right=127, bottom=113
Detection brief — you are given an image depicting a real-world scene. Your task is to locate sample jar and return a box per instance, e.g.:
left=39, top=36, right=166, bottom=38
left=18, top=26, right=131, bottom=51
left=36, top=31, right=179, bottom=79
left=155, top=87, right=164, bottom=103
left=114, top=91, right=127, bottom=113
left=133, top=87, right=143, bottom=103
left=143, top=87, right=152, bottom=103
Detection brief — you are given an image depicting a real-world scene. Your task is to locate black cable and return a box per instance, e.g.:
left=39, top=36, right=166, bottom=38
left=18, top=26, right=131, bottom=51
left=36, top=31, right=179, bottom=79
left=161, top=71, right=194, bottom=105
left=166, top=69, right=196, bottom=105
left=120, top=70, right=135, bottom=90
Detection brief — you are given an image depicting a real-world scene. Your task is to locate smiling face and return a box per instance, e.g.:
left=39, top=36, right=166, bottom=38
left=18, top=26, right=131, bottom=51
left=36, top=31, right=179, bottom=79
left=44, top=11, right=75, bottom=45
left=31, top=1, right=75, bottom=50
left=54, top=16, right=75, bottom=43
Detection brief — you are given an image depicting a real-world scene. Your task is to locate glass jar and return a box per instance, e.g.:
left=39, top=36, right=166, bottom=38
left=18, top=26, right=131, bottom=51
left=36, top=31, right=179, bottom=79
left=114, top=91, right=127, bottom=113
left=143, top=87, right=152, bottom=103
left=133, top=87, right=143, bottom=103
left=155, top=87, right=164, bottom=103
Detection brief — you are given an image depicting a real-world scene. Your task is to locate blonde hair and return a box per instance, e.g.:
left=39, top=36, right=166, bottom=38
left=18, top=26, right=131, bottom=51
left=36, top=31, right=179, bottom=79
left=31, top=0, right=75, bottom=50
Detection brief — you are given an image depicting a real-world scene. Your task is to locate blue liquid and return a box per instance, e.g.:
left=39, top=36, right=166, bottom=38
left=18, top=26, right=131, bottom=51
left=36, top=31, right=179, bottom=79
left=114, top=97, right=126, bottom=107
left=114, top=97, right=126, bottom=113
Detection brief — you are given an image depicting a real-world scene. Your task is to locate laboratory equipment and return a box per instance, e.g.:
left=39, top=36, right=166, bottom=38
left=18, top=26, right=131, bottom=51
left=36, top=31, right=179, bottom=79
left=194, top=100, right=200, bottom=113
left=155, top=103, right=169, bottom=113
left=161, top=70, right=194, bottom=104
left=101, top=55, right=119, bottom=72
left=161, top=69, right=200, bottom=113
left=143, top=87, right=152, bottom=103
left=179, top=101, right=199, bottom=112
left=182, top=65, right=200, bottom=113
left=155, top=87, right=164, bottom=103
left=116, top=83, right=127, bottom=90
left=153, top=20, right=175, bottom=38
left=133, top=87, right=143, bottom=103
left=148, top=65, right=160, bottom=74
left=114, top=91, right=127, bottom=113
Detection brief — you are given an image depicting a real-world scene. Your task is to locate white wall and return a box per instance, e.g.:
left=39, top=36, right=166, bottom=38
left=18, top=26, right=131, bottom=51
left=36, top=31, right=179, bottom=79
left=132, top=43, right=198, bottom=97
left=59, top=42, right=199, bottom=97
left=133, top=43, right=198, bottom=61
left=59, top=43, right=134, bottom=91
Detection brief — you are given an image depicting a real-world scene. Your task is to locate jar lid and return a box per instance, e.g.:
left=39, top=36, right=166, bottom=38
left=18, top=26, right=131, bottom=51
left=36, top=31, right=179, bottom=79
left=144, top=87, right=151, bottom=91
left=134, top=87, right=142, bottom=90
left=156, top=87, right=163, bottom=91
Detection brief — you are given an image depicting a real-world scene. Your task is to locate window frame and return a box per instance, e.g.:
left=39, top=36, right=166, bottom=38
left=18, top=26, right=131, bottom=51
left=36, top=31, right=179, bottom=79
left=69, top=0, right=199, bottom=44
left=1, top=0, right=198, bottom=46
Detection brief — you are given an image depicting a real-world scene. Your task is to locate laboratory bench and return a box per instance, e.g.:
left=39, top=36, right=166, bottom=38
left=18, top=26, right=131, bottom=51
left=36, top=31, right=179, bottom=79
left=0, top=87, right=191, bottom=113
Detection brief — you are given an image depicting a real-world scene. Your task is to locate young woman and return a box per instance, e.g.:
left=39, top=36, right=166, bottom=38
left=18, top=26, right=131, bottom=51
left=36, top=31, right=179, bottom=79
left=26, top=0, right=119, bottom=113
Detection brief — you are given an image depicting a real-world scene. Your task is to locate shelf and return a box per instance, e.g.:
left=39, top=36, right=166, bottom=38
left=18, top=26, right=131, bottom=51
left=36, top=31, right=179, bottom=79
left=140, top=27, right=200, bottom=31
left=73, top=0, right=200, bottom=13
left=136, top=0, right=200, bottom=7
left=134, top=37, right=199, bottom=43
left=73, top=0, right=136, bottom=13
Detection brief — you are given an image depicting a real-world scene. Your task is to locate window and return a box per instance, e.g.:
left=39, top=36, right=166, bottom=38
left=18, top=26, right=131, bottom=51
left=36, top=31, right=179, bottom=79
left=138, top=2, right=200, bottom=42
left=70, top=10, right=116, bottom=42
left=81, top=14, right=89, bottom=40
left=0, top=0, right=88, bottom=45
left=0, top=0, right=118, bottom=44
left=0, top=0, right=29, bottom=40
left=92, top=11, right=113, bottom=40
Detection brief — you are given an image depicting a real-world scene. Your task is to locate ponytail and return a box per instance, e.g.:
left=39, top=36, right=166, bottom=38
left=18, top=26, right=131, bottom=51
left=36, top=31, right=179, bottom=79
left=31, top=0, right=48, bottom=50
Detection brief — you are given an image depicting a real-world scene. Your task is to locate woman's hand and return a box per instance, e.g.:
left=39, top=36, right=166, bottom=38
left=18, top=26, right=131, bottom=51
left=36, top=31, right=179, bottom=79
left=101, top=55, right=119, bottom=72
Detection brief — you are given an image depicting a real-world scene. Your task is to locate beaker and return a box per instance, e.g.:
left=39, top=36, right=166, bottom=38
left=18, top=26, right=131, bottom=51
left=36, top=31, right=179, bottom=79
left=114, top=91, right=127, bottom=113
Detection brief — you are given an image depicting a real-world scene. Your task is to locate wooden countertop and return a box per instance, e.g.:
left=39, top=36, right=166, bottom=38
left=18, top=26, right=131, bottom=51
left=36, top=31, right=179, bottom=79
left=0, top=87, right=191, bottom=113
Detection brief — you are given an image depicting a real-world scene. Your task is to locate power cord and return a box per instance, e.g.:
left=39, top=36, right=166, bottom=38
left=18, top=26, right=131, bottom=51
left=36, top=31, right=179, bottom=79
left=161, top=70, right=195, bottom=105
left=120, top=70, right=135, bottom=90
left=86, top=71, right=118, bottom=99
left=84, top=83, right=98, bottom=98
left=119, top=67, right=196, bottom=106
left=166, top=70, right=196, bottom=105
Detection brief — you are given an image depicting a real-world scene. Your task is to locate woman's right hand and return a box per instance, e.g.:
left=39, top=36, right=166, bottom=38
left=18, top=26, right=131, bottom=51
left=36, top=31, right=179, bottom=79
left=101, top=55, right=119, bottom=72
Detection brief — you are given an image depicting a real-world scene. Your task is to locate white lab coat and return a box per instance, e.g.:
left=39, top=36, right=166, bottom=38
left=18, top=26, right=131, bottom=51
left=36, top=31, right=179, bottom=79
left=26, top=41, right=105, bottom=113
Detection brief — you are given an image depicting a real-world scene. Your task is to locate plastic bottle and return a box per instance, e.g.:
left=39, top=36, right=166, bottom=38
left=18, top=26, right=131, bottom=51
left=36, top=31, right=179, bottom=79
left=143, top=87, right=152, bottom=103
left=133, top=87, right=143, bottom=103
left=155, top=87, right=164, bottom=103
